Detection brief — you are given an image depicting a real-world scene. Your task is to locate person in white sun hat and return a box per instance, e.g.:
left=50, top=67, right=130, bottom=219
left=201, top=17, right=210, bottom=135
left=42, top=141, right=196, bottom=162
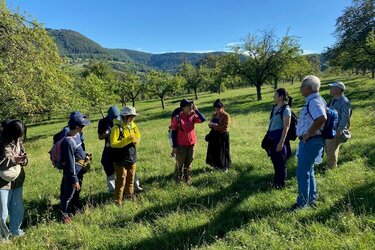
left=110, top=106, right=141, bottom=207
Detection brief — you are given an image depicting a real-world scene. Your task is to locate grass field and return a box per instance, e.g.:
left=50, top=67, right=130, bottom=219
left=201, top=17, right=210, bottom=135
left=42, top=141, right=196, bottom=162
left=3, top=76, right=375, bottom=249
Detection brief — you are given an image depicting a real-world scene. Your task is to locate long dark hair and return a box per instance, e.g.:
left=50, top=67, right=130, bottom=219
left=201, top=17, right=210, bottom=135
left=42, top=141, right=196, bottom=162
left=1, top=119, right=26, bottom=144
left=276, top=88, right=293, bottom=107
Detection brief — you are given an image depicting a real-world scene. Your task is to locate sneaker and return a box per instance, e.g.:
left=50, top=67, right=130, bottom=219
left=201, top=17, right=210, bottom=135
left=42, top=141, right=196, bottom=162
left=11, top=230, right=25, bottom=238
left=62, top=214, right=71, bottom=224
left=290, top=203, right=306, bottom=212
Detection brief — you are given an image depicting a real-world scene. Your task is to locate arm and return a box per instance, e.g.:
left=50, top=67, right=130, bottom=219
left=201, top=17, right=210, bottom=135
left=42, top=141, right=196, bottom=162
left=62, top=139, right=79, bottom=185
left=302, top=116, right=327, bottom=142
left=214, top=113, right=230, bottom=132
left=337, top=101, right=351, bottom=133
left=277, top=115, right=291, bottom=152
left=192, top=105, right=206, bottom=123
left=170, top=117, right=179, bottom=149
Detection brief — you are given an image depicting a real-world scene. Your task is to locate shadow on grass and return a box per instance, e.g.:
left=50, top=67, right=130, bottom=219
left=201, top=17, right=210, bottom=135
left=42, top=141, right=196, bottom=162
left=106, top=164, right=277, bottom=249
left=24, top=191, right=114, bottom=228
left=300, top=181, right=375, bottom=226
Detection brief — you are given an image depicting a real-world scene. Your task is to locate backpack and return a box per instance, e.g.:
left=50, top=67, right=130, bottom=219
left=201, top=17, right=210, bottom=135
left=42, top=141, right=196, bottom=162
left=49, top=132, right=77, bottom=169
left=270, top=104, right=298, bottom=141
left=168, top=107, right=183, bottom=146
left=307, top=97, right=338, bottom=139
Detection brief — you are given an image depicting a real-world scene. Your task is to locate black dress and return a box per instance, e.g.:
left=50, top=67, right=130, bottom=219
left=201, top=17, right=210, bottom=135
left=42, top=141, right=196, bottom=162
left=206, top=118, right=231, bottom=170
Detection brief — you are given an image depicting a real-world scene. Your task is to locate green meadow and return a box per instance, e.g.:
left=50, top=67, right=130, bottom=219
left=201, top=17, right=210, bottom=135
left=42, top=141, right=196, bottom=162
left=4, top=77, right=375, bottom=249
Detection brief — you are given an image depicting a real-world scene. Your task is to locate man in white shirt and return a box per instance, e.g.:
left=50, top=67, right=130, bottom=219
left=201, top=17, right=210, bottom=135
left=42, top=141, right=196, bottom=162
left=294, top=75, right=327, bottom=209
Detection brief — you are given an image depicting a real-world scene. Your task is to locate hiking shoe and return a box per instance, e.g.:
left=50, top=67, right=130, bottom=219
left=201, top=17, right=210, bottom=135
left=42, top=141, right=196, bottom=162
left=62, top=214, right=71, bottom=224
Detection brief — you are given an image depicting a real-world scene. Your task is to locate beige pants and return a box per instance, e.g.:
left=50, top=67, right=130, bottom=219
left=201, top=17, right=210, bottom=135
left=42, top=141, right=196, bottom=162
left=114, top=164, right=136, bottom=206
left=325, top=138, right=341, bottom=168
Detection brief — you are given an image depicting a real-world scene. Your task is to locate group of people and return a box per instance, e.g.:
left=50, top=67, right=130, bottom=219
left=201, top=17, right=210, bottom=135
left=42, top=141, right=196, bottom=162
left=264, top=75, right=351, bottom=209
left=0, top=74, right=351, bottom=241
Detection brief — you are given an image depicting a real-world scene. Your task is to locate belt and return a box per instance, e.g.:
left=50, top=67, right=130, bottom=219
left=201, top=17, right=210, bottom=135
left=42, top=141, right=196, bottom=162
left=298, top=135, right=323, bottom=141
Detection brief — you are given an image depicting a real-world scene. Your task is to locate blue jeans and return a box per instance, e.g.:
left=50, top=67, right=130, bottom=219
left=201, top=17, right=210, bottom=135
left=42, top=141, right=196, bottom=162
left=296, top=137, right=324, bottom=207
left=0, top=187, right=24, bottom=240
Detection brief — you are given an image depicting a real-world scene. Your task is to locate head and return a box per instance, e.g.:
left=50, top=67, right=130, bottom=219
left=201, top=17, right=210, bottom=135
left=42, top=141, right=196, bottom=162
left=274, top=88, right=289, bottom=104
left=213, top=99, right=224, bottom=112
left=329, top=81, right=345, bottom=97
left=120, top=106, right=138, bottom=123
left=300, top=75, right=321, bottom=97
left=107, top=106, right=120, bottom=120
left=68, top=111, right=90, bottom=131
left=2, top=120, right=26, bottom=143
left=180, top=99, right=193, bottom=114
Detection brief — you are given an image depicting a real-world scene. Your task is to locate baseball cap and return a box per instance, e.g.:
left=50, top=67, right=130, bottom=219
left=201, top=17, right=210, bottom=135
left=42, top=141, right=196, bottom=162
left=329, top=81, right=345, bottom=91
left=68, top=111, right=90, bottom=127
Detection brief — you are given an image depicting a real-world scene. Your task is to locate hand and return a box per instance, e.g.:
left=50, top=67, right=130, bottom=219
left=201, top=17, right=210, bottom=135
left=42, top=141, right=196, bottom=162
left=173, top=147, right=178, bottom=155
left=73, top=182, right=81, bottom=191
left=14, top=154, right=27, bottom=164
left=191, top=103, right=197, bottom=111
left=276, top=142, right=284, bottom=152
left=302, top=133, right=310, bottom=143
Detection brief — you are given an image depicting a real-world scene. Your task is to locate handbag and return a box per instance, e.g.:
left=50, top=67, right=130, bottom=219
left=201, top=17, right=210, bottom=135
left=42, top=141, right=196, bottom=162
left=205, top=130, right=213, bottom=142
left=337, top=129, right=351, bottom=143
left=0, top=164, right=22, bottom=182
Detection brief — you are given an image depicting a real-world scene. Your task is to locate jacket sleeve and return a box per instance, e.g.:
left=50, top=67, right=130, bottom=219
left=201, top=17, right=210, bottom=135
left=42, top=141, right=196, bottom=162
left=338, top=101, right=351, bottom=131
left=193, top=110, right=206, bottom=123
left=61, top=138, right=78, bottom=184
left=214, top=113, right=230, bottom=132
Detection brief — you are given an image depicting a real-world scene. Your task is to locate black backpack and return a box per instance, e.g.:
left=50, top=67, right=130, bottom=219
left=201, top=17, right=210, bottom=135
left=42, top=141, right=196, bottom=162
left=270, top=104, right=298, bottom=141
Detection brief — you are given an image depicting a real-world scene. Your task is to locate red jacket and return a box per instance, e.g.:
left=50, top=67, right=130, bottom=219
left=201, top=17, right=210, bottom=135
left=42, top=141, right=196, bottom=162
left=170, top=110, right=205, bottom=147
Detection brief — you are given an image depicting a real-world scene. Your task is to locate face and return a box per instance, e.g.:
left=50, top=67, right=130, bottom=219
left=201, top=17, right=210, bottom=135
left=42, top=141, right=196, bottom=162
left=273, top=91, right=283, bottom=103
left=182, top=105, right=192, bottom=113
left=126, top=115, right=136, bottom=123
left=330, top=86, right=342, bottom=96
left=300, top=82, right=311, bottom=97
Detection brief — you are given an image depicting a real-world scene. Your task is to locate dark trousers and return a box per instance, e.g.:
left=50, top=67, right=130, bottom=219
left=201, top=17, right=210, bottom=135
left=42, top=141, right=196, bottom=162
left=60, top=171, right=83, bottom=215
left=270, top=147, right=287, bottom=188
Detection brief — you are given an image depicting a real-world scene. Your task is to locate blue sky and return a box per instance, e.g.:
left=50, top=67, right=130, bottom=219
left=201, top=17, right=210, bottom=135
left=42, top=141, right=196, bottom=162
left=6, top=0, right=352, bottom=54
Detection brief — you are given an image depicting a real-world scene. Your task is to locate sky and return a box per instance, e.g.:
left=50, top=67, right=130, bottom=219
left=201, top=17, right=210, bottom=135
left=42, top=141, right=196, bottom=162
left=6, top=0, right=352, bottom=54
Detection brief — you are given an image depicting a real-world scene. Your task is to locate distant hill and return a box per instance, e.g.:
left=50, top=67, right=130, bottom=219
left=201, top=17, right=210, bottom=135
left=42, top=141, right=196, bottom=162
left=47, top=29, right=225, bottom=72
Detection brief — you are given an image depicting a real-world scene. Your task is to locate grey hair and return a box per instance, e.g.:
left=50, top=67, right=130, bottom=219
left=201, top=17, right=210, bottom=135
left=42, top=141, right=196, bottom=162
left=302, top=75, right=321, bottom=92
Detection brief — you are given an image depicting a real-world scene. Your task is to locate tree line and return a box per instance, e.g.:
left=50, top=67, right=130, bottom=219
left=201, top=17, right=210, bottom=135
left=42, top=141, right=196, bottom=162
left=1, top=0, right=373, bottom=122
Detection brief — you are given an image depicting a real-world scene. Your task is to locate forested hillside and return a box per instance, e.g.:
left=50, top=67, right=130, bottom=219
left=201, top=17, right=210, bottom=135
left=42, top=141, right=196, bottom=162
left=47, top=29, right=226, bottom=71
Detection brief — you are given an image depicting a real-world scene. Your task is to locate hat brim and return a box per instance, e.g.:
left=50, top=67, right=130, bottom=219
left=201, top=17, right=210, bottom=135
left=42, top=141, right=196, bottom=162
left=121, top=112, right=138, bottom=116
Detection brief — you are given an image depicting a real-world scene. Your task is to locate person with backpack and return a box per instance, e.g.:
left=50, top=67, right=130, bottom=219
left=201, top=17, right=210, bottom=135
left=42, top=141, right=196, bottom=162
left=265, top=89, right=292, bottom=189
left=59, top=111, right=90, bottom=223
left=0, top=120, right=28, bottom=241
left=170, top=99, right=205, bottom=185
left=98, top=106, right=143, bottom=194
left=110, top=106, right=141, bottom=207
left=325, top=81, right=352, bottom=169
left=293, top=75, right=327, bottom=210
left=205, top=99, right=232, bottom=172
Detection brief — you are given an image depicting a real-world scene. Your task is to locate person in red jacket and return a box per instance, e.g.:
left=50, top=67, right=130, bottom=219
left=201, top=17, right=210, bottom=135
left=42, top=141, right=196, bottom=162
left=170, top=99, right=205, bottom=185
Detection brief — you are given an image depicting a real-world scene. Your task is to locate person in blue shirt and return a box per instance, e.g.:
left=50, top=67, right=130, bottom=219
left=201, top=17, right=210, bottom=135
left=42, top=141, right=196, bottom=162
left=60, top=111, right=90, bottom=224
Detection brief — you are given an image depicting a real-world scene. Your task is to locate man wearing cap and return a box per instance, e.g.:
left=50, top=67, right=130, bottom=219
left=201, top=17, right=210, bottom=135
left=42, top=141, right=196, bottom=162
left=294, top=75, right=327, bottom=210
left=170, top=99, right=206, bottom=185
left=60, top=111, right=90, bottom=223
left=110, top=106, right=141, bottom=206
left=325, top=81, right=352, bottom=169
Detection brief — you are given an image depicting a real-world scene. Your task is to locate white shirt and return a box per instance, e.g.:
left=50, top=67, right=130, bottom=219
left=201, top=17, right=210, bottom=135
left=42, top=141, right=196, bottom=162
left=296, top=92, right=327, bottom=137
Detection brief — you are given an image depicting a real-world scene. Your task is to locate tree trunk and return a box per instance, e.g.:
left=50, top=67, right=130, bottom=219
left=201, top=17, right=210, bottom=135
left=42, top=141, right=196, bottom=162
left=132, top=98, right=136, bottom=107
left=194, top=87, right=198, bottom=100
left=372, top=67, right=374, bottom=79
left=273, top=78, right=278, bottom=90
left=256, top=84, right=262, bottom=101
left=161, top=98, right=165, bottom=110
left=291, top=77, right=294, bottom=85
